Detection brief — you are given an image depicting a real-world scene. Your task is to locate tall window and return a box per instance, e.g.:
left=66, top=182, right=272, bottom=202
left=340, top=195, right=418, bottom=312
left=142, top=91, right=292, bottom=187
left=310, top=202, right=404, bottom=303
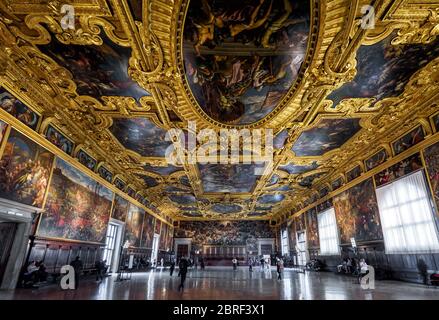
left=317, top=208, right=340, bottom=255
left=103, top=223, right=118, bottom=265
left=281, top=229, right=289, bottom=256
left=375, top=170, right=439, bottom=254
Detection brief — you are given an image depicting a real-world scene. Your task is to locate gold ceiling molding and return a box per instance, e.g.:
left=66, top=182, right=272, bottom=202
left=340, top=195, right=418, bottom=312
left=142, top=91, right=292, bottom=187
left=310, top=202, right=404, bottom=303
left=1, top=0, right=439, bottom=221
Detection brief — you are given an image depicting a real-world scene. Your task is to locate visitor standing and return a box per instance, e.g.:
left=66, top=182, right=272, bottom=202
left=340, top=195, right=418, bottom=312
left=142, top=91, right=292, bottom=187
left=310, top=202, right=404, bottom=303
left=260, top=257, right=265, bottom=271
left=170, top=259, right=175, bottom=276
left=276, top=258, right=284, bottom=280
left=178, top=256, right=189, bottom=291
left=200, top=257, right=205, bottom=271
left=232, top=257, right=238, bottom=271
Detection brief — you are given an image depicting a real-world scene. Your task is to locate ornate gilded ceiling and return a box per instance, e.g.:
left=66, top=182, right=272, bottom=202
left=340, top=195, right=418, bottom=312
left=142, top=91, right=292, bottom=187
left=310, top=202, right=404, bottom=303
left=0, top=0, right=438, bottom=222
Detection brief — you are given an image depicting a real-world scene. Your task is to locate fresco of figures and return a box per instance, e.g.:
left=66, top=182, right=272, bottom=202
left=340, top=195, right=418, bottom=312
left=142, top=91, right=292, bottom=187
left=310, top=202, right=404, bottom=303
left=111, top=194, right=130, bottom=222
left=183, top=0, right=310, bottom=124
left=159, top=223, right=168, bottom=250
left=346, top=165, right=362, bottom=182
left=124, top=204, right=144, bottom=247
left=155, top=219, right=162, bottom=235
left=110, top=118, right=171, bottom=158
left=0, top=88, right=40, bottom=130
left=199, top=163, right=263, bottom=193
left=331, top=177, right=344, bottom=191
left=175, top=220, right=274, bottom=246
left=392, top=126, right=425, bottom=155
left=365, top=149, right=388, bottom=171
left=166, top=227, right=174, bottom=251
left=77, top=149, right=96, bottom=171
left=423, top=142, right=439, bottom=215
left=333, top=178, right=383, bottom=244
left=374, top=153, right=423, bottom=187
left=0, top=120, right=8, bottom=145
left=293, top=118, right=362, bottom=156
left=0, top=129, right=54, bottom=208
left=39, top=34, right=149, bottom=101
left=306, top=208, right=319, bottom=248
left=433, top=113, right=439, bottom=132
left=295, top=213, right=306, bottom=231
left=38, top=158, right=113, bottom=243
left=98, top=165, right=113, bottom=183
left=328, top=34, right=439, bottom=107
left=288, top=220, right=296, bottom=249
left=141, top=213, right=155, bottom=248
left=45, top=125, right=74, bottom=155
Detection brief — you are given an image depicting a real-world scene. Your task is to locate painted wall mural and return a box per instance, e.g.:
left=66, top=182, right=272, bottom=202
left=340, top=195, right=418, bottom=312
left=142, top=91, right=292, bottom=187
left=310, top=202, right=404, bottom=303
left=175, top=220, right=274, bottom=246
left=45, top=125, right=74, bottom=155
left=392, top=126, right=425, bottom=156
left=0, top=129, right=54, bottom=208
left=155, top=219, right=162, bottom=235
left=111, top=194, right=129, bottom=222
left=306, top=207, right=319, bottom=248
left=110, top=118, right=171, bottom=157
left=38, top=158, right=113, bottom=243
left=183, top=0, right=311, bottom=124
left=288, top=219, right=296, bottom=249
left=141, top=213, right=155, bottom=248
left=166, top=226, right=174, bottom=251
left=333, top=178, right=382, bottom=244
left=199, top=163, right=263, bottom=193
left=0, top=88, right=40, bottom=130
left=124, top=204, right=144, bottom=247
left=159, top=223, right=168, bottom=250
left=292, top=118, right=362, bottom=157
left=39, top=34, right=149, bottom=101
left=424, top=141, right=439, bottom=216
left=374, top=153, right=423, bottom=187
left=328, top=35, right=439, bottom=106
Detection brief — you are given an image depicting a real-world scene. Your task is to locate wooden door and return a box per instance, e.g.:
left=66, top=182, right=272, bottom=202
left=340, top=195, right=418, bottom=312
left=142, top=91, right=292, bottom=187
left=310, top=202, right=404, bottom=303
left=0, top=222, right=17, bottom=284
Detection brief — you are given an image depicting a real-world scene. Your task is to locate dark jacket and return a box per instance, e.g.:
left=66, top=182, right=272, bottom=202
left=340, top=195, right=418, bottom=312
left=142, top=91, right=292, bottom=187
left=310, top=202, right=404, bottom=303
left=179, top=259, right=189, bottom=274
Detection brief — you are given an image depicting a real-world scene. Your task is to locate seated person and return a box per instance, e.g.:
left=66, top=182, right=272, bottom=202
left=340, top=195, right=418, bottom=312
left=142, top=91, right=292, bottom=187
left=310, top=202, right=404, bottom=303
left=22, top=261, right=39, bottom=287
left=36, top=261, right=48, bottom=282
left=337, top=259, right=347, bottom=273
left=346, top=258, right=353, bottom=273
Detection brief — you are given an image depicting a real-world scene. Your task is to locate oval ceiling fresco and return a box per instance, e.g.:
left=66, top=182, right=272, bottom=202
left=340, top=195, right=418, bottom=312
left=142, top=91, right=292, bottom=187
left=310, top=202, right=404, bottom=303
left=183, top=0, right=311, bottom=125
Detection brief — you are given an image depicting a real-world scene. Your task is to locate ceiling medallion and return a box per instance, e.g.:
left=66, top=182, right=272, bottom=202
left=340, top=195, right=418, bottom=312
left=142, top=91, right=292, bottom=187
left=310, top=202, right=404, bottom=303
left=177, top=0, right=319, bottom=127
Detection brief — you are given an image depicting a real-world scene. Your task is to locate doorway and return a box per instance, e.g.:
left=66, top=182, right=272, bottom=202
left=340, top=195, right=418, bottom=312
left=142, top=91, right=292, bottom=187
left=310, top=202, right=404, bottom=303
left=0, top=222, right=17, bottom=285
left=151, top=234, right=160, bottom=268
left=103, top=222, right=123, bottom=273
left=296, top=231, right=307, bottom=266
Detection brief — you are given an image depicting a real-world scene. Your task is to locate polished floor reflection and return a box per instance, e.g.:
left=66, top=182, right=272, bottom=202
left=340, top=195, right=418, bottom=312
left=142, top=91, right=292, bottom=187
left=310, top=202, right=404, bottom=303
left=1, top=268, right=438, bottom=300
